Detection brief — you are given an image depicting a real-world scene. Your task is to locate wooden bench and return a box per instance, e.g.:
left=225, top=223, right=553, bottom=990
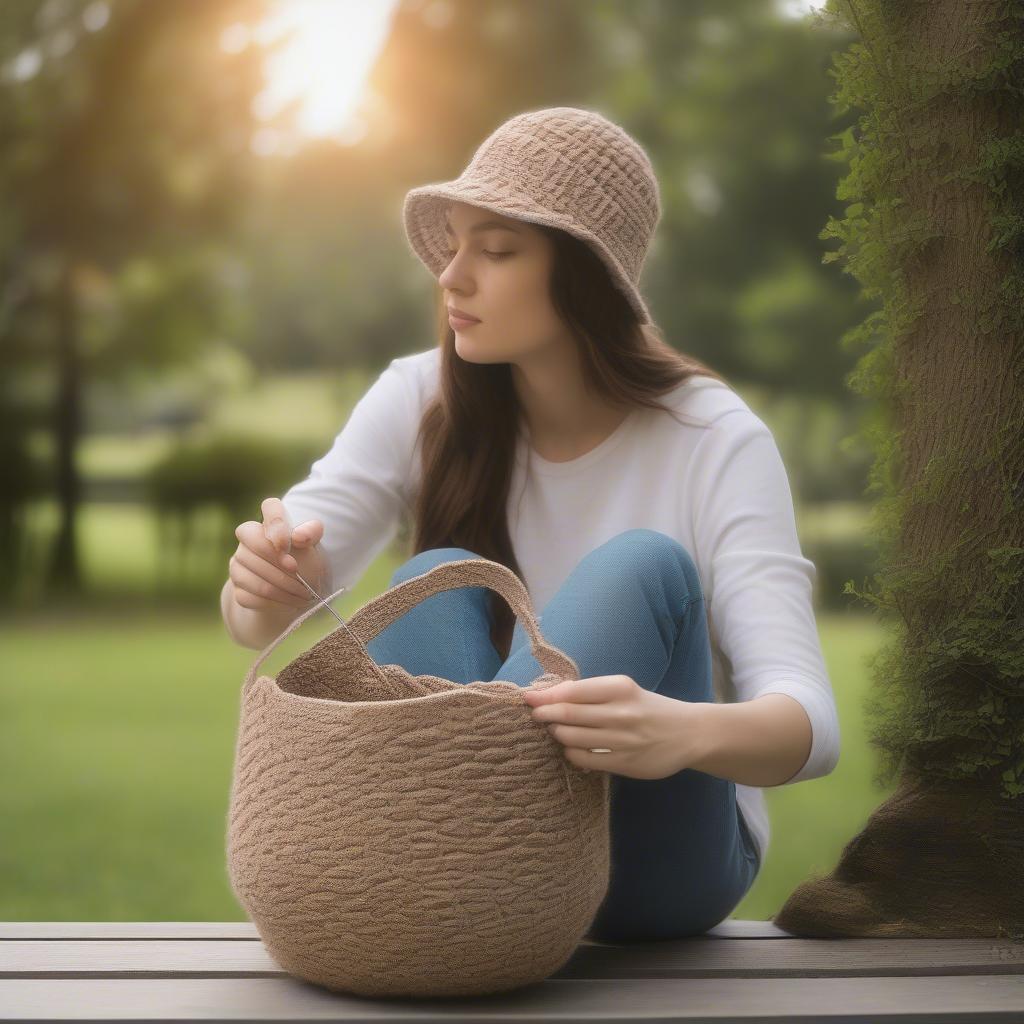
left=3, top=919, right=1023, bottom=1020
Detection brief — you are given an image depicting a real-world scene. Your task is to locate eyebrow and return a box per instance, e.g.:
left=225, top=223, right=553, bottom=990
left=443, top=216, right=522, bottom=237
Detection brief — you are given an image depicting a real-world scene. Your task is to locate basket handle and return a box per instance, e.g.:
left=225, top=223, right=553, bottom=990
left=346, top=557, right=579, bottom=680
left=245, top=580, right=359, bottom=687
left=244, top=557, right=579, bottom=685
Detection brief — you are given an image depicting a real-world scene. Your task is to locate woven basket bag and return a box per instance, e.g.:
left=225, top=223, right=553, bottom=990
left=226, top=556, right=612, bottom=998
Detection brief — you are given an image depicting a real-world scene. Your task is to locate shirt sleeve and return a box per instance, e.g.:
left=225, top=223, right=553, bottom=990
left=687, top=407, right=840, bottom=784
left=280, top=357, right=422, bottom=596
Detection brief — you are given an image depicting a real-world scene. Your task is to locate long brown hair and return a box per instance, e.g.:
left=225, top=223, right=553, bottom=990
left=410, top=222, right=730, bottom=662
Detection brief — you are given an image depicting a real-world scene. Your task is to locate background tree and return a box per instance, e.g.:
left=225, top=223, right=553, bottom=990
left=773, top=0, right=1024, bottom=939
left=0, top=0, right=270, bottom=596
left=2, top=0, right=919, bottom=925
left=228, top=0, right=870, bottom=510
left=249, top=0, right=863, bottom=403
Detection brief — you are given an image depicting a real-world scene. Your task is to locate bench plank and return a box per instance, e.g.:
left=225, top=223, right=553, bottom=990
left=4, top=922, right=1022, bottom=1020
left=2, top=975, right=1023, bottom=1021
left=0, top=919, right=793, bottom=941
left=0, top=922, right=262, bottom=941
left=3, top=937, right=1024, bottom=979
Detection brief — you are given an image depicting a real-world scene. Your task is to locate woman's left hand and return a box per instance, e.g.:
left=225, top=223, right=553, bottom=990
left=521, top=674, right=709, bottom=780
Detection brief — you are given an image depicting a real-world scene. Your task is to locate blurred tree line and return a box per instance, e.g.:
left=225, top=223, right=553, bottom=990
left=0, top=0, right=868, bottom=607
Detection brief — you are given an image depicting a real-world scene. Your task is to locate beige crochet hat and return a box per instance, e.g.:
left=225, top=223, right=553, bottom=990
left=403, top=106, right=661, bottom=325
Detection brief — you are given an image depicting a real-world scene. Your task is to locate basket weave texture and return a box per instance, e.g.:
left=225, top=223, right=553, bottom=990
left=227, top=557, right=612, bottom=998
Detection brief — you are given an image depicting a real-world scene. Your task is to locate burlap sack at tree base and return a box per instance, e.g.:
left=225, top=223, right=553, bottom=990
left=226, top=557, right=612, bottom=999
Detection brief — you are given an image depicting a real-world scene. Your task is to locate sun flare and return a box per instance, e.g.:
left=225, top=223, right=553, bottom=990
left=222, top=0, right=400, bottom=154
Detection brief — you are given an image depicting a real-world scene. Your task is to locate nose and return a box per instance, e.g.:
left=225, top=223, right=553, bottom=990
left=438, top=249, right=474, bottom=293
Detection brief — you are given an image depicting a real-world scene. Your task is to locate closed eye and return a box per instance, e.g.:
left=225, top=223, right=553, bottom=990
left=446, top=249, right=513, bottom=261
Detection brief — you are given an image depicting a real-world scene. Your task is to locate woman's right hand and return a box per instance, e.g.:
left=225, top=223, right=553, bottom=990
left=229, top=497, right=328, bottom=611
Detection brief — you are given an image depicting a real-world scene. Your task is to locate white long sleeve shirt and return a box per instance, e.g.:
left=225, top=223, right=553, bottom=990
left=281, top=346, right=841, bottom=869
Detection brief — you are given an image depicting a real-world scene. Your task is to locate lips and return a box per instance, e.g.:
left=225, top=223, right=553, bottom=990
left=447, top=306, right=481, bottom=322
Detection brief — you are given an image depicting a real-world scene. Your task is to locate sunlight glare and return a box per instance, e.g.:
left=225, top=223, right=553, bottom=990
left=778, top=0, right=830, bottom=16
left=241, top=0, right=399, bottom=151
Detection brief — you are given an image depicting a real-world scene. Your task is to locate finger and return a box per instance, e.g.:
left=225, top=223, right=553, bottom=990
left=545, top=722, right=620, bottom=750
left=231, top=583, right=303, bottom=612
left=229, top=554, right=311, bottom=609
left=232, top=546, right=310, bottom=602
left=230, top=553, right=310, bottom=608
left=235, top=521, right=295, bottom=575
left=290, top=519, right=324, bottom=548
left=564, top=747, right=606, bottom=774
left=261, top=497, right=293, bottom=554
left=523, top=675, right=626, bottom=705
left=529, top=701, right=610, bottom=727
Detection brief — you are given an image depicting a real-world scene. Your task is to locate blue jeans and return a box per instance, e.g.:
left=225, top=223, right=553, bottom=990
left=365, top=528, right=761, bottom=942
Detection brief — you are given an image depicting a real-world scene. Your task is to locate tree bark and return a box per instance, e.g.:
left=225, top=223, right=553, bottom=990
left=46, top=256, right=83, bottom=594
left=774, top=0, right=1024, bottom=939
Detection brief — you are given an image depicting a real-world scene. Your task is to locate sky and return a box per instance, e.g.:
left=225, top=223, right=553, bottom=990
left=236, top=0, right=832, bottom=155
left=778, top=0, right=831, bottom=17
left=227, top=0, right=402, bottom=154
left=5, top=0, right=834, bottom=147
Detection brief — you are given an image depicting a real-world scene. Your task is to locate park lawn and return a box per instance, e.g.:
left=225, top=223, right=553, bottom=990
left=1, top=563, right=890, bottom=922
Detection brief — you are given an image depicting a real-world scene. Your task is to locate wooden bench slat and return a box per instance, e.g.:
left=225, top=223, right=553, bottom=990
left=707, top=919, right=795, bottom=939
left=2, top=937, right=1023, bottom=979
left=2, top=975, right=1023, bottom=1021
left=564, top=938, right=1024, bottom=978
left=0, top=922, right=262, bottom=941
left=0, top=919, right=792, bottom=941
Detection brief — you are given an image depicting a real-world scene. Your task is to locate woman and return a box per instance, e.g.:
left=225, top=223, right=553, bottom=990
left=223, top=106, right=840, bottom=942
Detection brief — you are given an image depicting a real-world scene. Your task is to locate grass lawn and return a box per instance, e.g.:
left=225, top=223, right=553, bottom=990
left=2, top=557, right=891, bottom=923
left=6, top=370, right=891, bottom=924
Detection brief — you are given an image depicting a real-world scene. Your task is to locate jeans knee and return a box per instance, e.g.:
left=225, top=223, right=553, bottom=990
left=597, top=528, right=703, bottom=604
left=390, top=546, right=484, bottom=586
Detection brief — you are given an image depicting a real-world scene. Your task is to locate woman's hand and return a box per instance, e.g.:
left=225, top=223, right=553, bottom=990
left=229, top=497, right=329, bottom=611
left=521, top=674, right=710, bottom=780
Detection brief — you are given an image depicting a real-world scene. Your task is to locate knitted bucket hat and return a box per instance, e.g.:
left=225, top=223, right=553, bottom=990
left=403, top=106, right=661, bottom=325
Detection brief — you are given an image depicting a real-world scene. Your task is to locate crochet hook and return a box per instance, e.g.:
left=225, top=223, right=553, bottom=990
left=278, top=534, right=369, bottom=652
left=292, top=569, right=385, bottom=663
left=293, top=569, right=347, bottom=627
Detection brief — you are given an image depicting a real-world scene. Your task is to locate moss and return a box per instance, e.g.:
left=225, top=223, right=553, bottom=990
left=822, top=0, right=1024, bottom=802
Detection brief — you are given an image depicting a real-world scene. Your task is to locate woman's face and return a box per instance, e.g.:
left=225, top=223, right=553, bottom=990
left=438, top=201, right=567, bottom=364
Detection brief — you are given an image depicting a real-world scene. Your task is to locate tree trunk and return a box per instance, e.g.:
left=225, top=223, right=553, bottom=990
left=774, top=0, right=1024, bottom=939
left=46, top=257, right=83, bottom=595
